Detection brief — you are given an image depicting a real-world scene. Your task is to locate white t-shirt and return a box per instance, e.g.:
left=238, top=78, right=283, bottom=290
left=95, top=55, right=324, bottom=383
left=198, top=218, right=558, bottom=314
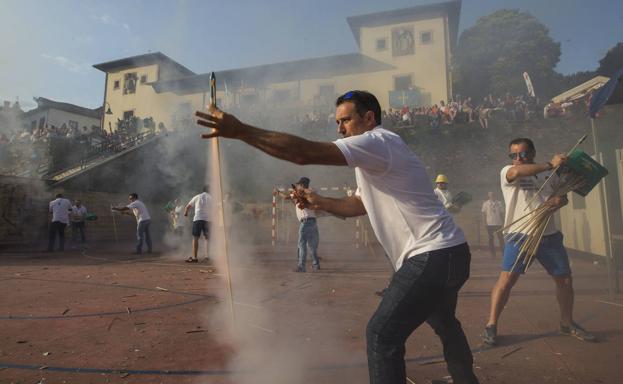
left=71, top=205, right=88, bottom=222
left=481, top=200, right=504, bottom=226
left=295, top=206, right=316, bottom=221
left=334, top=126, right=466, bottom=270
left=127, top=200, right=151, bottom=223
left=173, top=205, right=185, bottom=228
left=49, top=198, right=73, bottom=224
left=434, top=188, right=453, bottom=208
left=187, top=192, right=212, bottom=222
left=500, top=165, right=557, bottom=235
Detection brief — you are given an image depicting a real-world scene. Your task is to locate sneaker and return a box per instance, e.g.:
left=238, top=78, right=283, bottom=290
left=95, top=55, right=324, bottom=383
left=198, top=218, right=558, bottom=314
left=312, top=266, right=320, bottom=272
left=560, top=322, right=596, bottom=342
left=483, top=325, right=497, bottom=346
left=293, top=266, right=305, bottom=273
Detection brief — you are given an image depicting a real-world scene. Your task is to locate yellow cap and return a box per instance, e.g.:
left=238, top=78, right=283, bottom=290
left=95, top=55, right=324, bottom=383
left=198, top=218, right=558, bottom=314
left=435, top=174, right=449, bottom=183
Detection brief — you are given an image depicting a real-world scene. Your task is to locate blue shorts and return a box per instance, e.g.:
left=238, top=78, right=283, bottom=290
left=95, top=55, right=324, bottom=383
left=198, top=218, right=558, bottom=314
left=192, top=220, right=210, bottom=238
left=502, top=231, right=571, bottom=276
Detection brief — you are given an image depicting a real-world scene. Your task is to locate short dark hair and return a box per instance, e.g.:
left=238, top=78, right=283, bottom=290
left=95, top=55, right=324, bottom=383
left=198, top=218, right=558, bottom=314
left=509, top=137, right=535, bottom=153
left=129, top=193, right=138, bottom=199
left=203, top=185, right=210, bottom=193
left=336, top=90, right=382, bottom=125
left=55, top=193, right=63, bottom=198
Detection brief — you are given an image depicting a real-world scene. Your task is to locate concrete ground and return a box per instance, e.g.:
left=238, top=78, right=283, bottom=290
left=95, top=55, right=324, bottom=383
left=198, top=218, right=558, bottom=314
left=0, top=239, right=622, bottom=384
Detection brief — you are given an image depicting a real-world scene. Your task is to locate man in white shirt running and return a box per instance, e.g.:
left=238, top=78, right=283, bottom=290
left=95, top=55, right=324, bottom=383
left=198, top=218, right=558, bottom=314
left=196, top=90, right=479, bottom=384
left=48, top=193, right=73, bottom=252
left=184, top=185, right=212, bottom=263
left=112, top=193, right=152, bottom=254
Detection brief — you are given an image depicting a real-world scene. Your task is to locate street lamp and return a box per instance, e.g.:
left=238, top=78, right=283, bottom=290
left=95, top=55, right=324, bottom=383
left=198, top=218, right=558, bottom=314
left=100, top=101, right=113, bottom=134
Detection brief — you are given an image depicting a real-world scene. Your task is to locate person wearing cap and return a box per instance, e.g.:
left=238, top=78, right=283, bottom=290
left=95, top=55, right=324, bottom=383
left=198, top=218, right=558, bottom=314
left=112, top=193, right=152, bottom=255
left=433, top=174, right=455, bottom=210
left=196, top=90, right=479, bottom=384
left=184, top=185, right=212, bottom=263
left=292, top=177, right=320, bottom=272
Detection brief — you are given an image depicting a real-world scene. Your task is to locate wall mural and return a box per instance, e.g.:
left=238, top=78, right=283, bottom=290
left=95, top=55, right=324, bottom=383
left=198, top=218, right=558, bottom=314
left=123, top=72, right=138, bottom=95
left=392, top=26, right=415, bottom=57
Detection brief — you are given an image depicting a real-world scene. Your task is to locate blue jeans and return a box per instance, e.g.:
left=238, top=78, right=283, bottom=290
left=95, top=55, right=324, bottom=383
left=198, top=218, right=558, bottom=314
left=136, top=220, right=152, bottom=254
left=297, top=218, right=319, bottom=271
left=366, top=243, right=479, bottom=384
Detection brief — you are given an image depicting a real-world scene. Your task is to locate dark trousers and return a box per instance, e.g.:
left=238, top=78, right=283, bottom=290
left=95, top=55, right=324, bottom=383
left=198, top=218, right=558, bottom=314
left=486, top=225, right=504, bottom=256
left=366, top=243, right=479, bottom=384
left=72, top=221, right=86, bottom=243
left=48, top=221, right=67, bottom=251
left=136, top=220, right=152, bottom=254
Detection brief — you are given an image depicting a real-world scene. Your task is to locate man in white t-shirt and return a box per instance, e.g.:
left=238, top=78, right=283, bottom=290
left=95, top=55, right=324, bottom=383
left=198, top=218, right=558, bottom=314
left=184, top=185, right=212, bottom=263
left=433, top=174, right=453, bottom=208
left=292, top=177, right=320, bottom=272
left=71, top=199, right=88, bottom=244
left=483, top=138, right=595, bottom=347
left=171, top=198, right=185, bottom=236
left=481, top=192, right=504, bottom=258
left=196, top=90, right=479, bottom=384
left=48, top=193, right=73, bottom=252
left=112, top=193, right=152, bottom=254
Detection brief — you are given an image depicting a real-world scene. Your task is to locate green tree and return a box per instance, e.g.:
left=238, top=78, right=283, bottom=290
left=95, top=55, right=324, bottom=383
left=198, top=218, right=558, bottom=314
left=597, top=42, right=623, bottom=76
left=453, top=10, right=561, bottom=100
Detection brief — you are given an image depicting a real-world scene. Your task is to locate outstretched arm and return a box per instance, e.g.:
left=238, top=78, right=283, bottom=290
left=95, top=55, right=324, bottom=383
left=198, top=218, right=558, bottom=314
left=196, top=108, right=347, bottom=166
left=296, top=190, right=366, bottom=218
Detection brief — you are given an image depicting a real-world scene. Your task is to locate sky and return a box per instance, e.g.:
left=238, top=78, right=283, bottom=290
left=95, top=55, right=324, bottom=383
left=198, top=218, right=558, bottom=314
left=0, top=0, right=621, bottom=110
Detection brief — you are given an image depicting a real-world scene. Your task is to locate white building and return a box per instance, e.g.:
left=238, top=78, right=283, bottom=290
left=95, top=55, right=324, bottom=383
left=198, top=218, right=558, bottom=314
left=23, top=97, right=102, bottom=135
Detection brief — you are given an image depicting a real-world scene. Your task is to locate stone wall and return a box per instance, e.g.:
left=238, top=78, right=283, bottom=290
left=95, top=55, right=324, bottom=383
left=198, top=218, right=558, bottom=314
left=0, top=176, right=137, bottom=247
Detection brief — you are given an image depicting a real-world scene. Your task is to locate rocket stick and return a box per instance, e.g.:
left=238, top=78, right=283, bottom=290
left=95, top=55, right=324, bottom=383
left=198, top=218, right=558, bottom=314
left=209, top=72, right=236, bottom=324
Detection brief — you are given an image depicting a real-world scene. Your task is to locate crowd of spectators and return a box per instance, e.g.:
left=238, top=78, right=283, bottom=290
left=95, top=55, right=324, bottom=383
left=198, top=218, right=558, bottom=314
left=543, top=90, right=596, bottom=119
left=0, top=115, right=165, bottom=177
left=383, top=92, right=540, bottom=131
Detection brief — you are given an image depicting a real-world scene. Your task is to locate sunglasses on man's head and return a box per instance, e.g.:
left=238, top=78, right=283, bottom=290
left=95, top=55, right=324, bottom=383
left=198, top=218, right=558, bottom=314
left=508, top=151, right=530, bottom=160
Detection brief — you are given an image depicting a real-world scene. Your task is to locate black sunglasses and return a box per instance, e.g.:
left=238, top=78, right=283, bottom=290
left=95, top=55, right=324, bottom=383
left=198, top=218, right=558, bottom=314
left=508, top=151, right=531, bottom=160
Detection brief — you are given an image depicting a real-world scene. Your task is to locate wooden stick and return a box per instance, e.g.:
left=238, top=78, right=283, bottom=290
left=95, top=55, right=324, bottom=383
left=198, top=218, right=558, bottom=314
left=525, top=215, right=552, bottom=271
left=209, top=72, right=236, bottom=326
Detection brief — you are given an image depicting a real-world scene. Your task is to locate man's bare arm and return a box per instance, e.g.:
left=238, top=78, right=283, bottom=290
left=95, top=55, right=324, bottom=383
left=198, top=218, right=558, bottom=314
left=196, top=109, right=347, bottom=166
left=506, top=153, right=567, bottom=182
left=300, top=193, right=366, bottom=218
